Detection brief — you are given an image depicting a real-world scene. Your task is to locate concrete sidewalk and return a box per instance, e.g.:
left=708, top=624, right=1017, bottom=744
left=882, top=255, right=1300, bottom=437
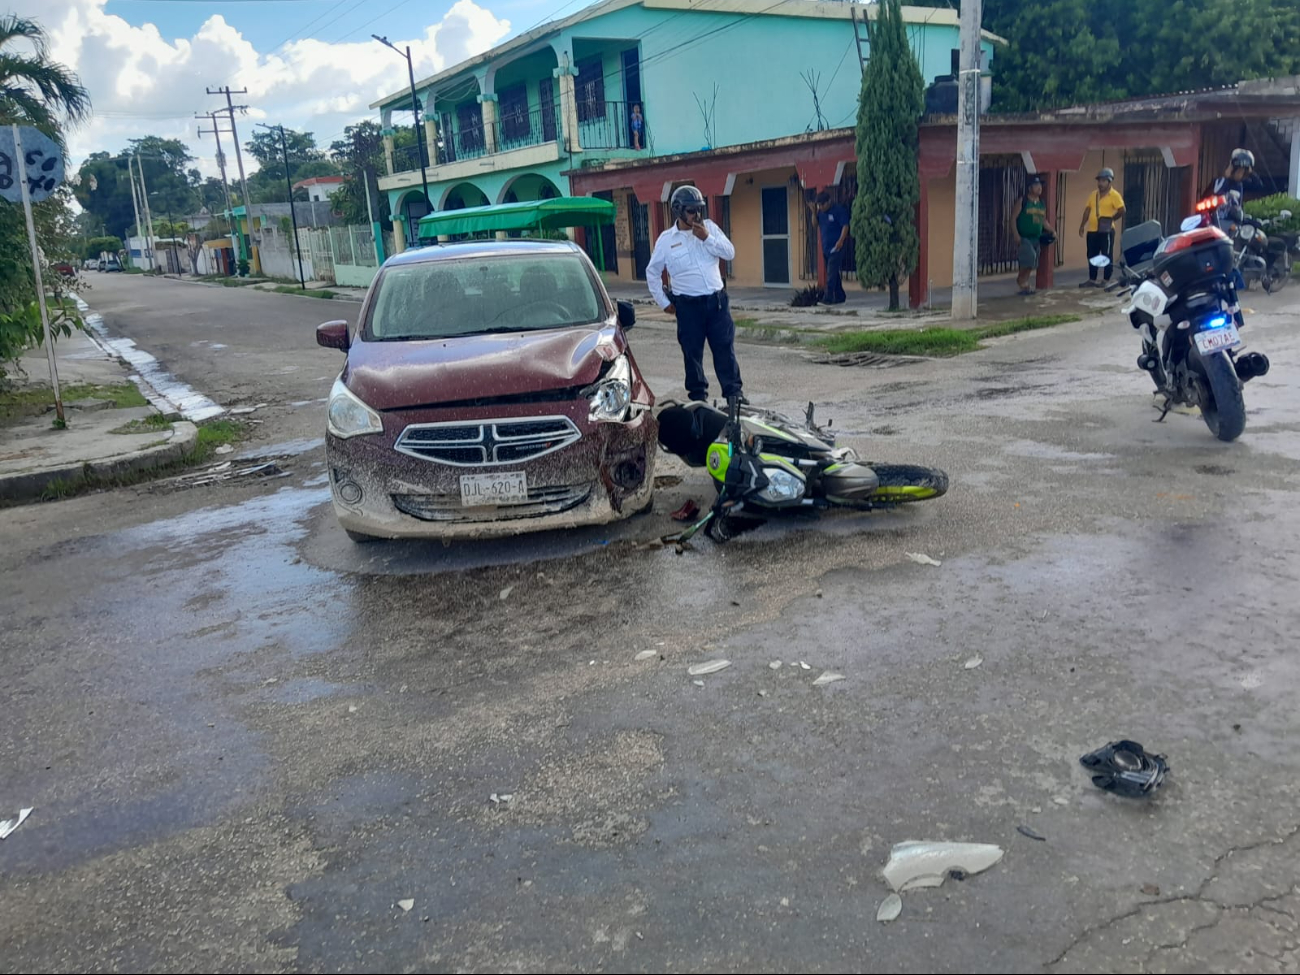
left=0, top=329, right=197, bottom=501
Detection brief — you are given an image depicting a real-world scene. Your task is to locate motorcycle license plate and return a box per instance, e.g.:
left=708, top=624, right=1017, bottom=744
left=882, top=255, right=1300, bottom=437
left=1194, top=324, right=1241, bottom=354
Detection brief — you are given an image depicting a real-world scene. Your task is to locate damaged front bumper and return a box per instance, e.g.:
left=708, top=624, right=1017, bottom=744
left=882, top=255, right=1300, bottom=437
left=326, top=405, right=657, bottom=540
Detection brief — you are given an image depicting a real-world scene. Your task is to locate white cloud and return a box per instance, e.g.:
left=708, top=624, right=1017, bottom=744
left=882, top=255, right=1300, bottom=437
left=9, top=0, right=511, bottom=178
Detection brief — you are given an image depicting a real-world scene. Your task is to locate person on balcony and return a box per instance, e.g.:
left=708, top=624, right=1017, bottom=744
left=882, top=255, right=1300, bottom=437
left=630, top=104, right=644, bottom=150
left=647, top=185, right=743, bottom=403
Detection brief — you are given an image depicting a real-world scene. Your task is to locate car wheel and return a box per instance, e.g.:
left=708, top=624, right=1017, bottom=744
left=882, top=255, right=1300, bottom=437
left=345, top=529, right=385, bottom=544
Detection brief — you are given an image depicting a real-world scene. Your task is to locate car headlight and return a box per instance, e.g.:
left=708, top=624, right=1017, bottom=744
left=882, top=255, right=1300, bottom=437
left=758, top=467, right=805, bottom=503
left=327, top=378, right=383, bottom=439
left=588, top=355, right=633, bottom=423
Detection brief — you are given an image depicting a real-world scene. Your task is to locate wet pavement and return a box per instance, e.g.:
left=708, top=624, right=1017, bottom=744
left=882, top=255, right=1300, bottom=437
left=2, top=274, right=1299, bottom=973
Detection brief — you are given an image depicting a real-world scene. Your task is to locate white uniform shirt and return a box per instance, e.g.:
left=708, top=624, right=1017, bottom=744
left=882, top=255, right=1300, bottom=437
left=645, top=219, right=736, bottom=309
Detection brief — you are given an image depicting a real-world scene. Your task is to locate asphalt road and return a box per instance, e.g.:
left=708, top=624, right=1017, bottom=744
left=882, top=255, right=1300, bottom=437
left=2, top=273, right=1299, bottom=974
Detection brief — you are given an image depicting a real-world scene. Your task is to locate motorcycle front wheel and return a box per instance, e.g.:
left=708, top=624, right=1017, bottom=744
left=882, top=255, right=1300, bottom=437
left=864, top=464, right=950, bottom=503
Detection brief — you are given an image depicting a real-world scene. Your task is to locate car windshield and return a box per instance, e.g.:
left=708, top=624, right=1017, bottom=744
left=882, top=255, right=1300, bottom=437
left=365, top=253, right=606, bottom=341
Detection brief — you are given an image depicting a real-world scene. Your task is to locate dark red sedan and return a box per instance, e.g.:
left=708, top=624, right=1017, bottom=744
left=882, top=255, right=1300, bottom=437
left=316, top=241, right=657, bottom=542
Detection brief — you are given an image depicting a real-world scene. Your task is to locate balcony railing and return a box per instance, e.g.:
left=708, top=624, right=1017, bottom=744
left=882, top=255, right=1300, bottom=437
left=495, top=101, right=560, bottom=153
left=578, top=100, right=648, bottom=151
left=386, top=98, right=649, bottom=177
left=392, top=142, right=430, bottom=173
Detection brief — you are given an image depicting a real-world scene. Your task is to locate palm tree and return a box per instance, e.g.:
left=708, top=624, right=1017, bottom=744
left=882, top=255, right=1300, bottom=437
left=0, top=14, right=91, bottom=130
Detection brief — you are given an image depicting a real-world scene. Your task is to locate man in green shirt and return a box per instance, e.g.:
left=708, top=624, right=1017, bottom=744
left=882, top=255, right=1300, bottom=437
left=1014, top=176, right=1048, bottom=295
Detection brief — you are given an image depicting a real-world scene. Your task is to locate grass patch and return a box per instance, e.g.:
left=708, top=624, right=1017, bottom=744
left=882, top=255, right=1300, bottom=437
left=109, top=413, right=173, bottom=435
left=817, top=313, right=1081, bottom=358
left=192, top=419, right=244, bottom=461
left=272, top=285, right=335, bottom=299
left=0, top=382, right=147, bottom=423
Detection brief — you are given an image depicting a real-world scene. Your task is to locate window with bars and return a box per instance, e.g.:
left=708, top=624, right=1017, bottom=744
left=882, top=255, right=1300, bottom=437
left=498, top=84, right=530, bottom=143
left=576, top=57, right=606, bottom=123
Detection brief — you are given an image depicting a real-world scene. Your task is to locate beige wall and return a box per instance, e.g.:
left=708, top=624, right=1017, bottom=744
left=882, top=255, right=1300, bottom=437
left=728, top=166, right=800, bottom=289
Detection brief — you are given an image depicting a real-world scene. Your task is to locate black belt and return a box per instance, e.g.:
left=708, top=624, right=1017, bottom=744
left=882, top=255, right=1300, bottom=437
left=671, top=289, right=725, bottom=304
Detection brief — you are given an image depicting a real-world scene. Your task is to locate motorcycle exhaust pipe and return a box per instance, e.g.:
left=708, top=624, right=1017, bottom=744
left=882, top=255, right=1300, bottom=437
left=1234, top=352, right=1270, bottom=382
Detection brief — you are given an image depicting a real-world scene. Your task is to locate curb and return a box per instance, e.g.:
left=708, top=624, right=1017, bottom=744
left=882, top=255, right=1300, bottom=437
left=0, top=422, right=198, bottom=503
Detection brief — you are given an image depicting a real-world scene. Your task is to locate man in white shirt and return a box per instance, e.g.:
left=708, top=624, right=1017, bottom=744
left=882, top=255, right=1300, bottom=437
left=646, top=185, right=743, bottom=402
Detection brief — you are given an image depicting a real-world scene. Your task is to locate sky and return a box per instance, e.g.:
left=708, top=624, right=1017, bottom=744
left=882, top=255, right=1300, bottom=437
left=9, top=0, right=584, bottom=179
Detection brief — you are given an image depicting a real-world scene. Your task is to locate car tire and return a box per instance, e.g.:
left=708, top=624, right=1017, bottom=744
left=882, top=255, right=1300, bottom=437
left=345, top=529, right=385, bottom=544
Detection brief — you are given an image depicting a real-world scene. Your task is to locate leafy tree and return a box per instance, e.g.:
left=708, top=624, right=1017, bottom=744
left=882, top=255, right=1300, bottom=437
left=328, top=121, right=405, bottom=225
left=243, top=127, right=338, bottom=203
left=985, top=0, right=1300, bottom=111
left=75, top=138, right=199, bottom=239
left=84, top=235, right=124, bottom=260
left=0, top=14, right=90, bottom=131
left=851, top=0, right=924, bottom=310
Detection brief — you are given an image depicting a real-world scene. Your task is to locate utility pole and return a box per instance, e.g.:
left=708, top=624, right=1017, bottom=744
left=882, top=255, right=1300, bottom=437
left=950, top=0, right=982, bottom=320
left=372, top=35, right=431, bottom=216
left=207, top=86, right=256, bottom=275
left=125, top=154, right=143, bottom=268
left=135, top=154, right=159, bottom=275
left=257, top=122, right=307, bottom=290
left=197, top=109, right=240, bottom=273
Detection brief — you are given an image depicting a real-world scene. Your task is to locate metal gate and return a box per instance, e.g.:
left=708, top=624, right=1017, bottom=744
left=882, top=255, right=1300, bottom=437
left=1123, top=152, right=1187, bottom=234
left=630, top=193, right=651, bottom=280
left=798, top=179, right=858, bottom=283
left=978, top=158, right=1026, bottom=276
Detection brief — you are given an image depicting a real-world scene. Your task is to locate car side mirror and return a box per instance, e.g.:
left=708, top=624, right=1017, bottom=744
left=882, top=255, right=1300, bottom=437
left=617, top=299, right=636, bottom=330
left=316, top=320, right=350, bottom=351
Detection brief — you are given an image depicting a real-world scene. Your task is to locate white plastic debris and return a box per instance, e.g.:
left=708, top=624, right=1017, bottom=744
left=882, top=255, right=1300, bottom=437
left=634, top=650, right=657, bottom=662
left=768, top=660, right=782, bottom=670
left=688, top=659, right=731, bottom=677
left=397, top=899, right=414, bottom=912
left=799, top=661, right=811, bottom=671
left=692, top=680, right=705, bottom=687
left=882, top=841, right=1005, bottom=891
left=214, top=444, right=234, bottom=455
left=876, top=893, right=903, bottom=922
left=499, top=586, right=514, bottom=601
left=489, top=793, right=513, bottom=805
left=812, top=671, right=846, bottom=686
left=907, top=552, right=943, bottom=567
left=964, top=656, right=983, bottom=670
left=0, top=808, right=32, bottom=840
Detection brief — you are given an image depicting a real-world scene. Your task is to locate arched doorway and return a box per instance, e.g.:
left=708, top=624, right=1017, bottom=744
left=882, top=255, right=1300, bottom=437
left=498, top=173, right=563, bottom=205
left=441, top=182, right=490, bottom=211
left=397, top=190, right=432, bottom=247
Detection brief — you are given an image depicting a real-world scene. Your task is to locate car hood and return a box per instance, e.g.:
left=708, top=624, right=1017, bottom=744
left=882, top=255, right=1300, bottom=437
left=343, top=325, right=629, bottom=411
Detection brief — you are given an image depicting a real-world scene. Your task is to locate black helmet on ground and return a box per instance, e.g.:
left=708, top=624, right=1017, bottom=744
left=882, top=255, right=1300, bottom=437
left=670, top=185, right=707, bottom=223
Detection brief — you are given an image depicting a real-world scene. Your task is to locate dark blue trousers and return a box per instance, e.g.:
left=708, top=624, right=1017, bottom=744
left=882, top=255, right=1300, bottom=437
left=673, top=290, right=743, bottom=401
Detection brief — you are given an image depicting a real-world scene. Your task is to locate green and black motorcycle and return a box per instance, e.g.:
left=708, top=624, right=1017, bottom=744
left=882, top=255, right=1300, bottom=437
left=657, top=397, right=949, bottom=542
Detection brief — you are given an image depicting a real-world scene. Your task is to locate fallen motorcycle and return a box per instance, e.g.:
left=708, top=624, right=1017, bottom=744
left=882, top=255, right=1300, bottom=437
left=657, top=396, right=948, bottom=542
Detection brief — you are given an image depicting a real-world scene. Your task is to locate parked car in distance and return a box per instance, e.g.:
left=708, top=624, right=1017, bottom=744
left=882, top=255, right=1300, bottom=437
left=52, top=262, right=75, bottom=278
left=316, top=240, right=657, bottom=542
left=82, top=259, right=98, bottom=271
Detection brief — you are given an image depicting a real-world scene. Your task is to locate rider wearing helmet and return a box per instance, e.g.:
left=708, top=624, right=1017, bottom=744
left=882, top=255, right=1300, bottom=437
left=1205, top=148, right=1264, bottom=201
left=645, top=185, right=744, bottom=403
left=1078, top=167, right=1126, bottom=287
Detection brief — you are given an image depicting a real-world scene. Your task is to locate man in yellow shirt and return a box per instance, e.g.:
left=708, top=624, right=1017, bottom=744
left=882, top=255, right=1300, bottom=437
left=1078, top=167, right=1126, bottom=287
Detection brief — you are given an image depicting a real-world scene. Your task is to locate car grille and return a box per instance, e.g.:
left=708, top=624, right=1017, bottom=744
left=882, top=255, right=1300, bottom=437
left=392, top=484, right=593, bottom=522
left=394, top=415, right=581, bottom=466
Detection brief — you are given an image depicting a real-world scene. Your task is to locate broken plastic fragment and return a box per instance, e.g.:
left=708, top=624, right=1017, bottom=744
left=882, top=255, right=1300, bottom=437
left=768, top=660, right=782, bottom=670
left=688, top=659, right=731, bottom=676
left=799, top=661, right=811, bottom=671
left=0, top=808, right=32, bottom=840
left=1079, top=739, right=1169, bottom=798
left=634, top=650, right=657, bottom=662
left=882, top=840, right=1005, bottom=892
left=397, top=899, right=414, bottom=912
left=812, top=671, right=845, bottom=686
left=1016, top=824, right=1047, bottom=842
left=670, top=499, right=701, bottom=522
left=907, top=552, right=942, bottom=567
left=964, top=656, right=983, bottom=670
left=876, top=893, right=903, bottom=922
left=499, top=586, right=514, bottom=601
left=692, top=680, right=705, bottom=687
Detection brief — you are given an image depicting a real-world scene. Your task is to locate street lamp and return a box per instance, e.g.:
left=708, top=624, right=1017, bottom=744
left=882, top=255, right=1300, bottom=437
left=372, top=34, right=432, bottom=229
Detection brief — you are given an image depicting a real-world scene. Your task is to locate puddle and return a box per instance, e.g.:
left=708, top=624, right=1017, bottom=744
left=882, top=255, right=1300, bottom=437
left=235, top=437, right=326, bottom=461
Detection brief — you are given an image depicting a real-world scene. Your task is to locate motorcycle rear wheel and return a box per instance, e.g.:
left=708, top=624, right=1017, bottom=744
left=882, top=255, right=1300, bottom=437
left=865, top=464, right=949, bottom=503
left=1194, top=352, right=1247, bottom=442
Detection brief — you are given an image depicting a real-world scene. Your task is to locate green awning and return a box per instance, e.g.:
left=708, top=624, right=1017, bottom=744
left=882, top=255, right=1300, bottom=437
left=416, top=196, right=615, bottom=238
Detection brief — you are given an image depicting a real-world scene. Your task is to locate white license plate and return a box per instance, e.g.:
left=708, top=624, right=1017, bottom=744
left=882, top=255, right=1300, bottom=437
left=1194, top=323, right=1241, bottom=354
left=460, top=471, right=528, bottom=506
